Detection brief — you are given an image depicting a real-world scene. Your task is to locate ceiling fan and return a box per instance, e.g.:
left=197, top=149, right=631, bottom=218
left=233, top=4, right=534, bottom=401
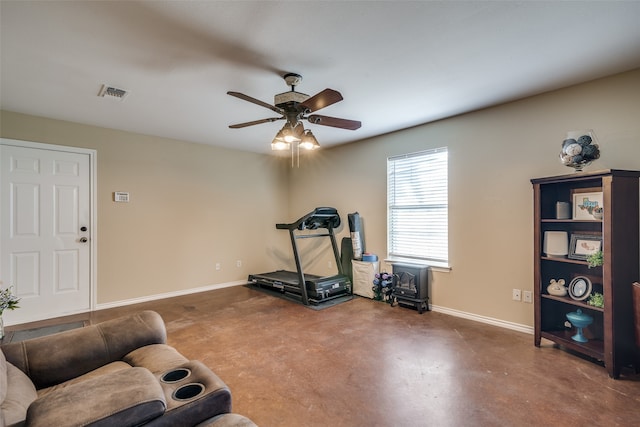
left=227, top=73, right=362, bottom=136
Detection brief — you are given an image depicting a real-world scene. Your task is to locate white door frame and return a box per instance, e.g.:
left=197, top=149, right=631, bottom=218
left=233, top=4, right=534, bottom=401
left=0, top=138, right=97, bottom=324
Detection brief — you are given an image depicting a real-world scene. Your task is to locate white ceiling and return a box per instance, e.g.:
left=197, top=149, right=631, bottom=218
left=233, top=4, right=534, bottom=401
left=2, top=1, right=640, bottom=154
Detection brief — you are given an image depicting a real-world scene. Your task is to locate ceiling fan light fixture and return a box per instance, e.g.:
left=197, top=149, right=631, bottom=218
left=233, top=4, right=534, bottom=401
left=280, top=122, right=303, bottom=143
left=271, top=129, right=290, bottom=150
left=283, top=134, right=300, bottom=143
left=271, top=140, right=290, bottom=151
left=299, top=130, right=320, bottom=150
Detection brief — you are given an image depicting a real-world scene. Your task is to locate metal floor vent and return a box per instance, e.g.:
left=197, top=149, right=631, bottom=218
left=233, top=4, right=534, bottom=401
left=98, top=84, right=129, bottom=100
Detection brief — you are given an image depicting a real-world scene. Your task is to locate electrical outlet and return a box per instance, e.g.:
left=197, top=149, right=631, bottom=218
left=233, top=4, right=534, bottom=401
left=523, top=291, right=533, bottom=303
left=328, top=260, right=332, bottom=269
left=236, top=260, right=242, bottom=268
left=215, top=263, right=221, bottom=271
left=512, top=289, right=522, bottom=301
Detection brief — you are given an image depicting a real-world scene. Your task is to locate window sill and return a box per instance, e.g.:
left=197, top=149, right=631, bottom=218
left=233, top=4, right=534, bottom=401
left=384, top=258, right=452, bottom=273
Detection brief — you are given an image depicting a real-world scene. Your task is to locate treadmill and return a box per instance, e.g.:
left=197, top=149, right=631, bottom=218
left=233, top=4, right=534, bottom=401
left=248, top=207, right=352, bottom=306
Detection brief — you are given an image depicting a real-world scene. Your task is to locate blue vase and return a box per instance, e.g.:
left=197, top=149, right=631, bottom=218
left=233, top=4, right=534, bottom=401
left=566, top=309, right=593, bottom=343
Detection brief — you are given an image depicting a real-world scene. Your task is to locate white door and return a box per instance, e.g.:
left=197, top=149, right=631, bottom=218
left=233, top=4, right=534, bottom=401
left=1, top=141, right=93, bottom=325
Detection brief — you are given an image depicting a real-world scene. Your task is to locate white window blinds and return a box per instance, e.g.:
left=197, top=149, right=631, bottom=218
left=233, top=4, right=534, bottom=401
left=387, top=147, right=448, bottom=264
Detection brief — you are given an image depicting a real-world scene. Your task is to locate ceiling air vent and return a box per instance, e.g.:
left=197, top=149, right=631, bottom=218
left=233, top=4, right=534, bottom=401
left=98, top=84, right=129, bottom=101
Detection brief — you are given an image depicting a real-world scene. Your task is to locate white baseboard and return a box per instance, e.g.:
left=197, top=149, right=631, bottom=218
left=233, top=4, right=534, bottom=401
left=95, top=283, right=534, bottom=336
left=431, top=304, right=534, bottom=335
left=95, top=280, right=247, bottom=311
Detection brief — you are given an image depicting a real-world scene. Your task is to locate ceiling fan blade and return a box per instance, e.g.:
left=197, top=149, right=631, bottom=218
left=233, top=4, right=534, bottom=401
left=227, top=91, right=283, bottom=114
left=229, top=117, right=284, bottom=129
left=306, top=114, right=362, bottom=130
left=300, top=89, right=343, bottom=113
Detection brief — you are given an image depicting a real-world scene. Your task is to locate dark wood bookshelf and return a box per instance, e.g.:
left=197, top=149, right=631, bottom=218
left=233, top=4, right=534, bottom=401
left=531, top=169, right=640, bottom=378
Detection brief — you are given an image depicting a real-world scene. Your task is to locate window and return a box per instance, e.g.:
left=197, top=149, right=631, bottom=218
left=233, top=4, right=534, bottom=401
left=387, top=147, right=448, bottom=266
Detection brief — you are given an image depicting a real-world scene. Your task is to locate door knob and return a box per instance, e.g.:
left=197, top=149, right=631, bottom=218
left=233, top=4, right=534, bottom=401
left=79, top=237, right=88, bottom=243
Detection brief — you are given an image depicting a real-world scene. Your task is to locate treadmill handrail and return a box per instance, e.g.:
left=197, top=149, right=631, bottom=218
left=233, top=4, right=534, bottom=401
left=294, top=233, right=331, bottom=239
left=275, top=207, right=340, bottom=231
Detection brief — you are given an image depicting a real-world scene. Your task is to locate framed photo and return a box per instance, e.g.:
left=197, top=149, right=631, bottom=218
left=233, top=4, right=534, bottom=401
left=568, top=234, right=602, bottom=261
left=571, top=189, right=603, bottom=220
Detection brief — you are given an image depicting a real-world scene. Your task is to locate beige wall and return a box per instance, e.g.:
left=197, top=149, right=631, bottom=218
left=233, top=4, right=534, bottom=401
left=0, top=114, right=291, bottom=303
left=2, top=69, right=639, bottom=326
left=289, top=69, right=640, bottom=327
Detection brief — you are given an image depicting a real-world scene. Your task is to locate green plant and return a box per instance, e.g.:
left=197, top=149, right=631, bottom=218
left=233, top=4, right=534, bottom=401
left=587, top=292, right=604, bottom=308
left=0, top=286, right=20, bottom=315
left=587, top=250, right=603, bottom=268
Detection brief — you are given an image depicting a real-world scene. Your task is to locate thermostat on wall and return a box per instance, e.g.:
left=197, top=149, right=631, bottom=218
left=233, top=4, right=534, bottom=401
left=113, top=192, right=130, bottom=203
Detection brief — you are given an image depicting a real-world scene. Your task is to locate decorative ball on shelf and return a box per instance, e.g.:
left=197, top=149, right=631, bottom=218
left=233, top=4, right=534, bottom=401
left=581, top=144, right=598, bottom=158
left=559, top=130, right=600, bottom=172
left=577, top=135, right=592, bottom=146
left=564, top=143, right=583, bottom=157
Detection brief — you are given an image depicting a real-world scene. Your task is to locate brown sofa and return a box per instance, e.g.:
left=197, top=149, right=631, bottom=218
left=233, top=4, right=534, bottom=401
left=0, top=310, right=256, bottom=427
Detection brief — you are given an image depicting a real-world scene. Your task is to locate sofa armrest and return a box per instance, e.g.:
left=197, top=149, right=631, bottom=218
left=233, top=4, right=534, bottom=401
left=2, top=310, right=167, bottom=389
left=1, top=361, right=38, bottom=426
left=147, top=360, right=232, bottom=426
left=25, top=367, right=166, bottom=427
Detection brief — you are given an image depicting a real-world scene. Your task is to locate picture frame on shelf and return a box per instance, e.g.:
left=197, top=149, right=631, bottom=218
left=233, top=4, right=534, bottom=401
left=568, top=233, right=603, bottom=261
left=571, top=188, right=603, bottom=220
left=568, top=276, right=592, bottom=301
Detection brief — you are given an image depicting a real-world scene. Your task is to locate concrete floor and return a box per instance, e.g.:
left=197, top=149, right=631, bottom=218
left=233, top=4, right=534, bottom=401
left=9, top=286, right=640, bottom=426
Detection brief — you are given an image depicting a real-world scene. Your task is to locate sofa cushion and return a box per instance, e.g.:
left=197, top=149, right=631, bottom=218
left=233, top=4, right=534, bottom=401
left=124, top=344, right=189, bottom=374
left=25, top=367, right=166, bottom=427
left=1, top=361, right=38, bottom=427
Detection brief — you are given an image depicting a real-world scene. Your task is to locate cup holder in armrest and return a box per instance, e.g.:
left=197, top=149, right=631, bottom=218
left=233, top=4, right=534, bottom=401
left=161, top=368, right=191, bottom=383
left=172, top=383, right=205, bottom=401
